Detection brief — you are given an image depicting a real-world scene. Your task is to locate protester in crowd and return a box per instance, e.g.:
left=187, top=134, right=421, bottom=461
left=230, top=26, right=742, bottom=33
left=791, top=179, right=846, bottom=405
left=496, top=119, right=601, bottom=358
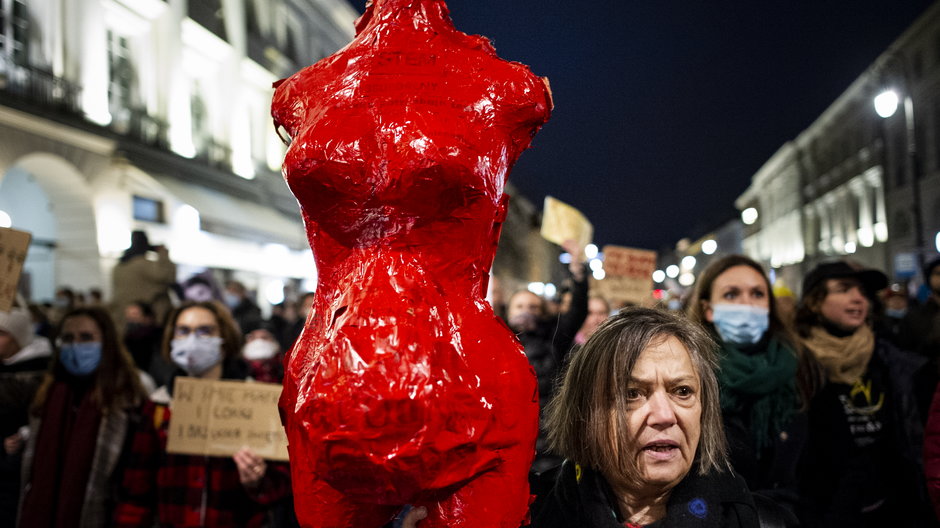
left=901, top=257, right=940, bottom=364
left=122, top=301, right=172, bottom=389
left=772, top=281, right=797, bottom=328
left=284, top=292, right=315, bottom=349
left=532, top=307, right=759, bottom=526
left=17, top=306, right=149, bottom=527
left=88, top=288, right=104, bottom=307
left=268, top=300, right=301, bottom=351
left=110, top=230, right=177, bottom=327
left=223, top=280, right=263, bottom=333
left=573, top=295, right=610, bottom=346
left=242, top=321, right=285, bottom=384
left=27, top=303, right=54, bottom=341
left=48, top=287, right=76, bottom=325
left=504, top=240, right=588, bottom=473
left=113, top=301, right=290, bottom=527
left=0, top=298, right=52, bottom=526
left=924, top=381, right=940, bottom=521
left=795, top=260, right=934, bottom=525
left=686, top=255, right=816, bottom=522
left=875, top=283, right=911, bottom=347
left=181, top=274, right=218, bottom=303
left=400, top=308, right=763, bottom=528
left=487, top=275, right=508, bottom=322
left=243, top=319, right=300, bottom=527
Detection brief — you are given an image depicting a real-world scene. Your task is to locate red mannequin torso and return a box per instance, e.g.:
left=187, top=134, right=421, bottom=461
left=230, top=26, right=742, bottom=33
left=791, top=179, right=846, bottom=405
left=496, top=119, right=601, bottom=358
left=273, top=1, right=551, bottom=526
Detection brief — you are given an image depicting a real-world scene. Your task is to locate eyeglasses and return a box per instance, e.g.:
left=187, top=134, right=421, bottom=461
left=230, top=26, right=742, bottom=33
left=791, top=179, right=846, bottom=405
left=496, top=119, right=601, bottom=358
left=174, top=325, right=218, bottom=338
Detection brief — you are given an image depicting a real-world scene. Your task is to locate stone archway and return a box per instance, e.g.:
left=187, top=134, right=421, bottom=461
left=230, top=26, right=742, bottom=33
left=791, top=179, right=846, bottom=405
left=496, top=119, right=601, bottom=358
left=3, top=153, right=102, bottom=298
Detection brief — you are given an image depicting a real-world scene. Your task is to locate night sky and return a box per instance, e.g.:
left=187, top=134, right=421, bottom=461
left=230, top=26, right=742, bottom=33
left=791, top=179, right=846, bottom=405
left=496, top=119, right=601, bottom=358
left=342, top=1, right=936, bottom=251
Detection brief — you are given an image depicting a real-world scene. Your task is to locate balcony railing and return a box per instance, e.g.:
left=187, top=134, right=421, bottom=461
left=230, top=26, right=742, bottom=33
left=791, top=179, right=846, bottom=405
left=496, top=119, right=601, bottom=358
left=0, top=56, right=81, bottom=114
left=193, top=136, right=232, bottom=172
left=111, top=106, right=169, bottom=149
left=0, top=55, right=239, bottom=177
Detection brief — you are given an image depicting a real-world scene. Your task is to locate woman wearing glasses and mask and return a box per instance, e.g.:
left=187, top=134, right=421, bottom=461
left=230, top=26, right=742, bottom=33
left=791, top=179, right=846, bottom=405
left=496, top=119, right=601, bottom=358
left=687, top=255, right=817, bottom=524
left=18, top=307, right=148, bottom=527
left=113, top=301, right=290, bottom=527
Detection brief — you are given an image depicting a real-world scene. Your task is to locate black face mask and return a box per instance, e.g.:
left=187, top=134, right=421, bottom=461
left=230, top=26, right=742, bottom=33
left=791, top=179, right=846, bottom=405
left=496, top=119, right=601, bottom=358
left=124, top=322, right=152, bottom=337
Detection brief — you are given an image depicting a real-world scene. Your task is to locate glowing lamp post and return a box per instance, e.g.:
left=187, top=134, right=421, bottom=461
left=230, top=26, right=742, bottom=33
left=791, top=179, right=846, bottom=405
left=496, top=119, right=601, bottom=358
left=874, top=51, right=926, bottom=273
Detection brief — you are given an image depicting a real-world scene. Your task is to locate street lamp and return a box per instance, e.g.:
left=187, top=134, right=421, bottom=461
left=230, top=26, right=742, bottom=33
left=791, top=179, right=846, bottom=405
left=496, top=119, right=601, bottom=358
left=741, top=207, right=759, bottom=225
left=874, top=50, right=927, bottom=274
left=702, top=239, right=718, bottom=255
left=873, top=89, right=899, bottom=118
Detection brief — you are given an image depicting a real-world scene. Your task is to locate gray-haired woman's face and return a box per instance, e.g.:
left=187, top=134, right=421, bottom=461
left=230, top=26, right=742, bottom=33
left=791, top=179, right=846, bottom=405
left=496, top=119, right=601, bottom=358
left=623, top=336, right=701, bottom=493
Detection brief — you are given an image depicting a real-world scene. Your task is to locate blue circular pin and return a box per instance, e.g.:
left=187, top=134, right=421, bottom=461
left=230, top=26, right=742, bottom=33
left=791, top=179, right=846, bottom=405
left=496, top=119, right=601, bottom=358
left=688, top=498, right=708, bottom=519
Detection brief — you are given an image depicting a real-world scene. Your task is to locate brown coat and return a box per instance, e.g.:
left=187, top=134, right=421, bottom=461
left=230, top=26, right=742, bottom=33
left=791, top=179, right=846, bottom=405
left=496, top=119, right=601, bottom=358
left=110, top=252, right=176, bottom=327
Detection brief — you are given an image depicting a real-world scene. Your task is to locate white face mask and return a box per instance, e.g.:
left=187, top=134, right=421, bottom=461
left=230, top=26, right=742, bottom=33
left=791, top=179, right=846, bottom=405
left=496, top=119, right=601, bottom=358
left=242, top=339, right=279, bottom=361
left=171, top=335, right=223, bottom=376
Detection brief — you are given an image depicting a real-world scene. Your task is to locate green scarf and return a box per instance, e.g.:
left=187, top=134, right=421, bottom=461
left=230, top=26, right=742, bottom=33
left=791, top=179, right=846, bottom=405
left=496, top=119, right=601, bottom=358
left=717, top=335, right=798, bottom=453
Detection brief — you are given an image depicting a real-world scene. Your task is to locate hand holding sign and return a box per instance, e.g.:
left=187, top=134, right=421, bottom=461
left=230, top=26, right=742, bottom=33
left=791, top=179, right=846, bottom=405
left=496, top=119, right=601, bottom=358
left=234, top=446, right=268, bottom=488
left=540, top=196, right=592, bottom=260
left=166, top=377, right=288, bottom=461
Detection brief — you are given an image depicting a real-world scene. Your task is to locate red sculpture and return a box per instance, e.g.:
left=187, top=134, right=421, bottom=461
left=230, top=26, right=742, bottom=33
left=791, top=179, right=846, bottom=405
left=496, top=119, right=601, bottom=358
left=272, top=1, right=551, bottom=526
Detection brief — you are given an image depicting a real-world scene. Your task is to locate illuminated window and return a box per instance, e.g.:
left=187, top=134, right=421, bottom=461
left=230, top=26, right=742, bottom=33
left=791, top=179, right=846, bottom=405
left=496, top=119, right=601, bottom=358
left=189, top=0, right=227, bottom=42
left=133, top=195, right=166, bottom=224
left=0, top=0, right=29, bottom=64
left=191, top=81, right=209, bottom=158
left=245, top=0, right=261, bottom=37
left=107, top=30, right=135, bottom=120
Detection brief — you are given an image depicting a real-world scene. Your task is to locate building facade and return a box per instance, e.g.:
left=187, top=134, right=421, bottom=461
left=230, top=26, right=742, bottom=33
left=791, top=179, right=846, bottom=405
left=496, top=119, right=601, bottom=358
left=0, top=0, right=359, bottom=304
left=737, top=2, right=940, bottom=291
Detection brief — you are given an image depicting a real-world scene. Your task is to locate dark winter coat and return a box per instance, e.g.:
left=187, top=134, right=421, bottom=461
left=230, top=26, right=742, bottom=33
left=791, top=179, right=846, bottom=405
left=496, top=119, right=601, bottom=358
left=529, top=461, right=761, bottom=528
left=798, top=338, right=934, bottom=526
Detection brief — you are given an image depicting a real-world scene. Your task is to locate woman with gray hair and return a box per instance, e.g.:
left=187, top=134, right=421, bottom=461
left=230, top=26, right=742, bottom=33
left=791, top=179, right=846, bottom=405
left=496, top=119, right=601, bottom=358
left=398, top=308, right=766, bottom=527
left=530, top=307, right=760, bottom=527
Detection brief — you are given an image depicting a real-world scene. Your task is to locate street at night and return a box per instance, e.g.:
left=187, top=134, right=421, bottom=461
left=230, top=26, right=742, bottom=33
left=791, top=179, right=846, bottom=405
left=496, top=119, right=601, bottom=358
left=1, top=1, right=940, bottom=527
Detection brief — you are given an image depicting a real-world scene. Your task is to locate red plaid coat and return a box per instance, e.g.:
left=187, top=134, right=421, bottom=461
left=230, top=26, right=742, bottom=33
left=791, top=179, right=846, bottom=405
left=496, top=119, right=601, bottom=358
left=113, top=399, right=291, bottom=527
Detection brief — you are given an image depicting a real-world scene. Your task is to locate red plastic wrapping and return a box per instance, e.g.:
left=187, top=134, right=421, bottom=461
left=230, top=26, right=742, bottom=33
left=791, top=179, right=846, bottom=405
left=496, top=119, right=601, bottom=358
left=271, top=1, right=551, bottom=526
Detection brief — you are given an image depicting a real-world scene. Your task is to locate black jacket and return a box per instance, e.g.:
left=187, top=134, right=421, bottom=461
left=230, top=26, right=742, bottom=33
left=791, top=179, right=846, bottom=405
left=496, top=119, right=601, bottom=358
left=515, top=273, right=589, bottom=409
left=514, top=273, right=588, bottom=473
left=530, top=462, right=760, bottom=528
left=798, top=338, right=935, bottom=526
left=900, top=297, right=940, bottom=360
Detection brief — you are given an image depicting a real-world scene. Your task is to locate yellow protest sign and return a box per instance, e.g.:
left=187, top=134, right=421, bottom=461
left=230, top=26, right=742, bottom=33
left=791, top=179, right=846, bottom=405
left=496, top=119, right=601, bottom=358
left=540, top=196, right=593, bottom=255
left=167, top=377, right=289, bottom=461
left=594, top=245, right=657, bottom=306
left=0, top=227, right=31, bottom=312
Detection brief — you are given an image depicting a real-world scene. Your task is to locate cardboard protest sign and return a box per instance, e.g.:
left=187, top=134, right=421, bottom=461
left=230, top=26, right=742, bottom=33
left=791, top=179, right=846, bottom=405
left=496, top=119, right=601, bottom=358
left=594, top=245, right=657, bottom=306
left=540, top=196, right=593, bottom=255
left=0, top=227, right=31, bottom=312
left=167, top=377, right=289, bottom=461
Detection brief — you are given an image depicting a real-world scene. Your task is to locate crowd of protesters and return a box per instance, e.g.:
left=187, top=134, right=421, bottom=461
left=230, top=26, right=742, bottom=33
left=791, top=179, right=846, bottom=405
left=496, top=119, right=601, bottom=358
left=2, top=227, right=940, bottom=527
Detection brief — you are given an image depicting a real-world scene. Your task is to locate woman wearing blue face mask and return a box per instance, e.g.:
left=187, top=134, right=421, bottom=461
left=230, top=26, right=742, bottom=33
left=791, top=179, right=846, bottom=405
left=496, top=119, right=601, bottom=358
left=687, top=255, right=819, bottom=525
left=18, top=307, right=149, bottom=527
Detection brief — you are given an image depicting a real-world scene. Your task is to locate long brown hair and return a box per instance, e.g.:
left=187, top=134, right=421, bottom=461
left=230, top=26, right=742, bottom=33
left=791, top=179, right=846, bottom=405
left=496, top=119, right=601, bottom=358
left=32, top=307, right=146, bottom=416
left=686, top=254, right=795, bottom=348
left=794, top=282, right=831, bottom=339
